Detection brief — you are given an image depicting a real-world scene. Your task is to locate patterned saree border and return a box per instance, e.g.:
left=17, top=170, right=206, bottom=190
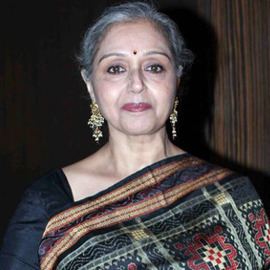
left=40, top=167, right=232, bottom=270
left=45, top=156, right=199, bottom=233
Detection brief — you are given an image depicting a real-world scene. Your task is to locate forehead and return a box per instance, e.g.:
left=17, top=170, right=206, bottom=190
left=96, top=20, right=171, bottom=55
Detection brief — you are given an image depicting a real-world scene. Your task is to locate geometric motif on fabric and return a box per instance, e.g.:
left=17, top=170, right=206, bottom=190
left=240, top=199, right=270, bottom=268
left=129, top=229, right=151, bottom=241
left=69, top=250, right=148, bottom=270
left=212, top=192, right=230, bottom=206
left=248, top=207, right=270, bottom=260
left=174, top=225, right=240, bottom=270
left=94, top=251, right=148, bottom=270
left=147, top=199, right=216, bottom=236
left=200, top=245, right=232, bottom=267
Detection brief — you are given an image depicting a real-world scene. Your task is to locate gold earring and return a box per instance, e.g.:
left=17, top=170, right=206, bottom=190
left=87, top=102, right=104, bottom=143
left=169, top=97, right=179, bottom=140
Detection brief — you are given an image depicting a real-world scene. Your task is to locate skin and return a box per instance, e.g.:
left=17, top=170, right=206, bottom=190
left=63, top=20, right=185, bottom=201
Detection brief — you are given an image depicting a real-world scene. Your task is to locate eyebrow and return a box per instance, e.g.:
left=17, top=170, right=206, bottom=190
left=98, top=53, right=127, bottom=63
left=144, top=51, right=172, bottom=61
left=98, top=50, right=172, bottom=64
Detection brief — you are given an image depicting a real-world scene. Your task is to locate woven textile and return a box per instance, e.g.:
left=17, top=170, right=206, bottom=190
left=39, top=154, right=270, bottom=269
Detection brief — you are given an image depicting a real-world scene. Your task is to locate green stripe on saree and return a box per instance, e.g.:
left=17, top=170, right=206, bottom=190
left=39, top=154, right=270, bottom=269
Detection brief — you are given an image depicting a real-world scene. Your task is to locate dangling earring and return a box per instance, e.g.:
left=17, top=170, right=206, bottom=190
left=169, top=97, right=179, bottom=140
left=87, top=102, right=104, bottom=143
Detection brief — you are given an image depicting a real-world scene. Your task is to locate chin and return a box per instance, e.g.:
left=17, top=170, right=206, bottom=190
left=120, top=123, right=163, bottom=137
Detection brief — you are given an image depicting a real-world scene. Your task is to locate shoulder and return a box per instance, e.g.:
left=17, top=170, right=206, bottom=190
left=186, top=154, right=260, bottom=198
left=28, top=169, right=73, bottom=214
left=0, top=170, right=73, bottom=269
left=189, top=156, right=261, bottom=204
left=8, top=169, right=73, bottom=225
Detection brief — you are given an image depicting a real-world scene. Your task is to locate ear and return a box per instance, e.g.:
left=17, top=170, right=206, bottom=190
left=81, top=69, right=96, bottom=101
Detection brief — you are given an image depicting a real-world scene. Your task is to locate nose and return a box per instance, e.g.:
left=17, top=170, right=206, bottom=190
left=129, top=68, right=145, bottom=93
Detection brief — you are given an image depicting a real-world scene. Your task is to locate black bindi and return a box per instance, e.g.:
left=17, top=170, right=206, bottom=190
left=133, top=50, right=137, bottom=55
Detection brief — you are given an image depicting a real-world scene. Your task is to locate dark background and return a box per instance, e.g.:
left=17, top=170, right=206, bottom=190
left=1, top=0, right=269, bottom=242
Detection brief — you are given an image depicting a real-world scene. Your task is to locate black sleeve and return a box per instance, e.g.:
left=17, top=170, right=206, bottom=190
left=0, top=188, right=48, bottom=269
left=0, top=170, right=73, bottom=270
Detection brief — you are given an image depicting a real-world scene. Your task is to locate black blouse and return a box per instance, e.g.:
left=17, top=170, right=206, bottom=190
left=0, top=170, right=73, bottom=269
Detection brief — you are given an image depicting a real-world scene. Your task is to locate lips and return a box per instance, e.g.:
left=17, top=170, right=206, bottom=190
left=121, top=102, right=152, bottom=112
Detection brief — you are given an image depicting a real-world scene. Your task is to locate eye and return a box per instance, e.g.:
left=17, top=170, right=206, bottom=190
left=107, top=65, right=126, bottom=74
left=145, top=64, right=164, bottom=73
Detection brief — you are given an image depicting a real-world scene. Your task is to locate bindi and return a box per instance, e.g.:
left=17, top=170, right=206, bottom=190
left=133, top=50, right=137, bottom=55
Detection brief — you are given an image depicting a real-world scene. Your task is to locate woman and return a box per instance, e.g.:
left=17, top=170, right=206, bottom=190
left=1, top=2, right=270, bottom=269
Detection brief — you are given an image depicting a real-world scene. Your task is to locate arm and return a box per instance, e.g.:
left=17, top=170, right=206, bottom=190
left=0, top=188, right=48, bottom=269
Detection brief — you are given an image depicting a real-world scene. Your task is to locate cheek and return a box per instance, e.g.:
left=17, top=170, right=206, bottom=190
left=144, top=70, right=177, bottom=88
left=146, top=76, right=177, bottom=104
left=158, top=93, right=175, bottom=114
left=92, top=82, right=122, bottom=118
left=153, top=79, right=177, bottom=114
left=93, top=75, right=128, bottom=97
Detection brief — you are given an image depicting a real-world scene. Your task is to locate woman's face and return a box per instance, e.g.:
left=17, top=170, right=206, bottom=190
left=84, top=20, right=179, bottom=137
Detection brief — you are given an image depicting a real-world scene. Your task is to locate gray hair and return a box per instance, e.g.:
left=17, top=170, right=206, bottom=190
left=78, top=1, right=193, bottom=79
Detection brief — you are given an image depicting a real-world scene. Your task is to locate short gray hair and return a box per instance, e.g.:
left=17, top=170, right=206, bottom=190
left=78, top=1, right=193, bottom=79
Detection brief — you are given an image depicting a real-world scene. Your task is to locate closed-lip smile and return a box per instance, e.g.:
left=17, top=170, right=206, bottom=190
left=121, top=102, right=152, bottom=112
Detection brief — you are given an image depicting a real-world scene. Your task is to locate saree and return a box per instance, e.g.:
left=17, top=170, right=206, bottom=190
left=39, top=154, right=270, bottom=269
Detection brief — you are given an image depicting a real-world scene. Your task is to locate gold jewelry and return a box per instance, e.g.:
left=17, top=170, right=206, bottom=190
left=169, top=97, right=179, bottom=140
left=87, top=102, right=104, bottom=143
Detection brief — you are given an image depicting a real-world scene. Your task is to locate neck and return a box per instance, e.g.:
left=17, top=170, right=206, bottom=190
left=102, top=128, right=183, bottom=179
